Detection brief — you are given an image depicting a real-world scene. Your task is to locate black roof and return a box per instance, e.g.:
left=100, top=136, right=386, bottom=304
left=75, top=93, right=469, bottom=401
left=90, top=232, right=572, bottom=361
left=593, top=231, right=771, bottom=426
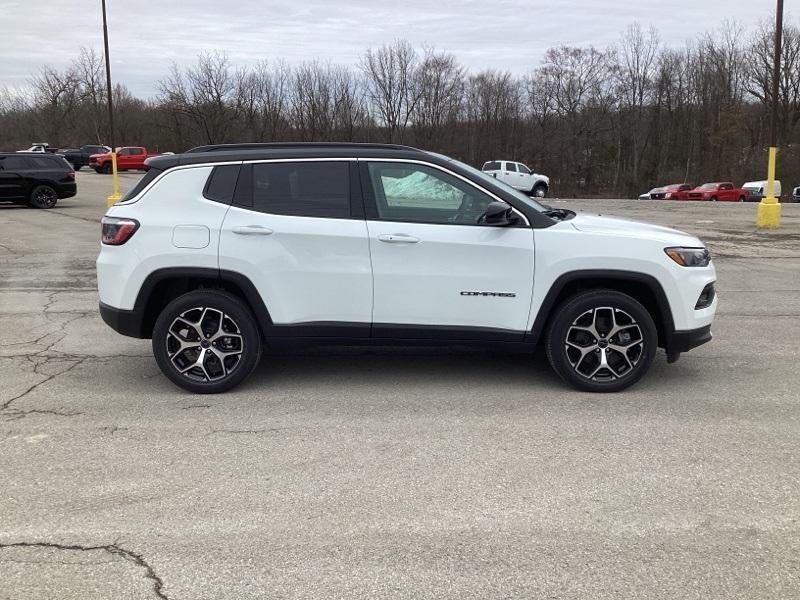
left=148, top=142, right=431, bottom=170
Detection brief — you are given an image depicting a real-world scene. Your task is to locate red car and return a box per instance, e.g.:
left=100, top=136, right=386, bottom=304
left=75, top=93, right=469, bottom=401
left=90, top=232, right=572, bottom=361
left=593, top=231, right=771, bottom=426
left=650, top=183, right=693, bottom=200
left=90, top=146, right=162, bottom=174
left=685, top=182, right=749, bottom=202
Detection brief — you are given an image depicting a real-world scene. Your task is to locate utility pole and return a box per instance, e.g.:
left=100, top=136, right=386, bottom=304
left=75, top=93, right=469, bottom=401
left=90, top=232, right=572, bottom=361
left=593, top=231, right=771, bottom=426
left=102, top=0, right=121, bottom=206
left=757, top=0, right=784, bottom=228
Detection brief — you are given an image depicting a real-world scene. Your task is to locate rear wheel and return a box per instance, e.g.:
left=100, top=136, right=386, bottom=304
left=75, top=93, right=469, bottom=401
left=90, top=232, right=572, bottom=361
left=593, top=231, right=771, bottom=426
left=28, top=184, right=58, bottom=209
left=152, top=290, right=262, bottom=393
left=738, top=195, right=745, bottom=202
left=72, top=164, right=81, bottom=171
left=545, top=290, right=657, bottom=393
left=709, top=196, right=718, bottom=202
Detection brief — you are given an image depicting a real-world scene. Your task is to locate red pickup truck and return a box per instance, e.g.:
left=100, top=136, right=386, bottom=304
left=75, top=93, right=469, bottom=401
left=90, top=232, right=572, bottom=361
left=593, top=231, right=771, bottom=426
left=90, top=147, right=161, bottom=174
left=685, top=182, right=749, bottom=202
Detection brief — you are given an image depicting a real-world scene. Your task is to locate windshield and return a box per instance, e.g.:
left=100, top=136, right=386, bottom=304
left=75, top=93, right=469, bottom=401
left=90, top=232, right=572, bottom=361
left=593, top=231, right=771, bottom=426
left=432, top=153, right=547, bottom=212
left=699, top=183, right=717, bottom=190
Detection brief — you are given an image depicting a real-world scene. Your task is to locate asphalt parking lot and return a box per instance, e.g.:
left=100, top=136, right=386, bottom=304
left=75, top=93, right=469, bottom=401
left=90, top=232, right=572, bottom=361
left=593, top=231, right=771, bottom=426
left=1, top=170, right=799, bottom=599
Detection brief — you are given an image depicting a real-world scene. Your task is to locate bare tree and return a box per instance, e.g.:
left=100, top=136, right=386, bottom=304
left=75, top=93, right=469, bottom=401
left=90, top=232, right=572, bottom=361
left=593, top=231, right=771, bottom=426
left=412, top=48, right=464, bottom=148
left=360, top=40, right=420, bottom=142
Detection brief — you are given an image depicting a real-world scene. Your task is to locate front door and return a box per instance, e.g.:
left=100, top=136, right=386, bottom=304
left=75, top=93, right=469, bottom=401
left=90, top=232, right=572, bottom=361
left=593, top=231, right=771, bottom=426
left=218, top=160, right=373, bottom=330
left=361, top=160, right=535, bottom=336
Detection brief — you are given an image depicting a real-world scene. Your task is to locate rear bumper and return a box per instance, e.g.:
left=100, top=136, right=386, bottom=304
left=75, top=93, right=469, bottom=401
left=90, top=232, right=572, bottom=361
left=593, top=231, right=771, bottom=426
left=58, top=183, right=77, bottom=198
left=665, top=324, right=712, bottom=362
left=99, top=302, right=146, bottom=338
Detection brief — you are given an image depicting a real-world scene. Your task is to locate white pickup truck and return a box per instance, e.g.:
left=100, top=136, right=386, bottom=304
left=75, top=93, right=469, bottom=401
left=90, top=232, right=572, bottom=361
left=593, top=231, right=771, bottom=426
left=482, top=160, right=550, bottom=198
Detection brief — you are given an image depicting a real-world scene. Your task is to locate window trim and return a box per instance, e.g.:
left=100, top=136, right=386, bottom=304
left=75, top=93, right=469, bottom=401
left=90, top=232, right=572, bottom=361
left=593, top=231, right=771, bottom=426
left=359, top=158, right=530, bottom=227
left=202, top=164, right=241, bottom=205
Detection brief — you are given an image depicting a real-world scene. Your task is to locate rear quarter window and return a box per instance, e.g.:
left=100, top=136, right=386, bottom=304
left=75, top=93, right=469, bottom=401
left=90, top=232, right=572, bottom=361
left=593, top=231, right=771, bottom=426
left=203, top=165, right=241, bottom=204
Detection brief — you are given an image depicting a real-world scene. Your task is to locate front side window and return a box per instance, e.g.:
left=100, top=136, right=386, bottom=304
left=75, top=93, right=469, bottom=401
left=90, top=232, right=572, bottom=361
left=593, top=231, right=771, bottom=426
left=505, top=162, right=517, bottom=172
left=251, top=161, right=350, bottom=218
left=517, top=163, right=531, bottom=175
left=367, top=162, right=496, bottom=226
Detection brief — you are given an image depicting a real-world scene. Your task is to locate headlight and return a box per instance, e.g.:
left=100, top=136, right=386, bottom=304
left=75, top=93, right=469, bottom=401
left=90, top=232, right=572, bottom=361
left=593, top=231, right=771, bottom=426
left=664, top=247, right=710, bottom=267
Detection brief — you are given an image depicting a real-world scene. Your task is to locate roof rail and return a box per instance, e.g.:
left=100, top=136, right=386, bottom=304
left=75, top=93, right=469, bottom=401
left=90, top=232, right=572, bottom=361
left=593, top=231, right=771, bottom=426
left=185, top=142, right=422, bottom=154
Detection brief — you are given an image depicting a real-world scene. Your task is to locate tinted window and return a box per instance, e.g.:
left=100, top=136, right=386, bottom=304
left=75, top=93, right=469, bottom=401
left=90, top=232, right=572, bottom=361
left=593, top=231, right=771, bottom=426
left=26, top=155, right=64, bottom=169
left=505, top=162, right=517, bottom=172
left=0, top=156, right=31, bottom=170
left=121, top=168, right=162, bottom=202
left=482, top=161, right=501, bottom=171
left=129, top=148, right=144, bottom=155
left=204, top=165, right=240, bottom=204
left=367, top=162, right=495, bottom=225
left=517, top=163, right=531, bottom=175
left=251, top=161, right=350, bottom=218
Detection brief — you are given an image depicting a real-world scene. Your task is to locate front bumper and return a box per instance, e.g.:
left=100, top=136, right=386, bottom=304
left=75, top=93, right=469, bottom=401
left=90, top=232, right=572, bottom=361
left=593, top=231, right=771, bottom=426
left=665, top=324, right=712, bottom=363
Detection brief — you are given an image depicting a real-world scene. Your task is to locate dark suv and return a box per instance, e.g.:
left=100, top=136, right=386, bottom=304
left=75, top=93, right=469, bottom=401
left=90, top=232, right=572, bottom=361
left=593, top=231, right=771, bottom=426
left=0, top=153, right=77, bottom=208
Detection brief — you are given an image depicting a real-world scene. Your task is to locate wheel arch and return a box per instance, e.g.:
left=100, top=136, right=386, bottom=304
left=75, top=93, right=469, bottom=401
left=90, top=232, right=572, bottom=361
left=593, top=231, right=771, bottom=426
left=528, top=270, right=675, bottom=349
left=133, top=268, right=272, bottom=339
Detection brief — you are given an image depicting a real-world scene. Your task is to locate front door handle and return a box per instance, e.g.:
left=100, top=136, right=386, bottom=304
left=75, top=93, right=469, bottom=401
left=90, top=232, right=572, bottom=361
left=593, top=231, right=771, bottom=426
left=377, top=233, right=420, bottom=244
left=232, top=225, right=274, bottom=236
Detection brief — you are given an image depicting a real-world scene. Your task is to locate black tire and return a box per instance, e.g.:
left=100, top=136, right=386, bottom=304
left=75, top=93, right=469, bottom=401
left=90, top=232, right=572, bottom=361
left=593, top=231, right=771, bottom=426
left=71, top=163, right=81, bottom=171
left=709, top=196, right=718, bottom=202
left=738, top=195, right=745, bottom=202
left=28, top=184, right=58, bottom=209
left=545, top=289, right=657, bottom=393
left=152, top=290, right=262, bottom=393
left=101, top=163, right=112, bottom=174
left=531, top=183, right=547, bottom=198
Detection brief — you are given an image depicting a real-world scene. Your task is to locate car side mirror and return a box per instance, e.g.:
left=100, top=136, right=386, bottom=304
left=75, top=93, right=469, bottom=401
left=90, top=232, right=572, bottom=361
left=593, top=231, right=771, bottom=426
left=482, top=201, right=518, bottom=226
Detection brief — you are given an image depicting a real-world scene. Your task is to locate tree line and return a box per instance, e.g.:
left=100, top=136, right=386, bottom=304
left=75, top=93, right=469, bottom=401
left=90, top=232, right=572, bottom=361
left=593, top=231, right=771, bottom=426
left=1, top=20, right=799, bottom=197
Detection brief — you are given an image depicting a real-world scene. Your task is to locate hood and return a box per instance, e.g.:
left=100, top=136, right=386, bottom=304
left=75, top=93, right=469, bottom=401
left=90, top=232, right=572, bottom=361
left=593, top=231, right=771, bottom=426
left=569, top=212, right=703, bottom=246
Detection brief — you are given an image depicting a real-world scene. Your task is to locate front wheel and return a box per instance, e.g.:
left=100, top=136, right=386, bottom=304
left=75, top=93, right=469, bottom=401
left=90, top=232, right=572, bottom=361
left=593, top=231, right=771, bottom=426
left=28, top=184, right=58, bottom=209
left=531, top=184, right=547, bottom=198
left=545, top=290, right=657, bottom=392
left=101, top=163, right=112, bottom=174
left=738, top=195, right=746, bottom=202
left=709, top=196, right=718, bottom=202
left=152, top=290, right=262, bottom=393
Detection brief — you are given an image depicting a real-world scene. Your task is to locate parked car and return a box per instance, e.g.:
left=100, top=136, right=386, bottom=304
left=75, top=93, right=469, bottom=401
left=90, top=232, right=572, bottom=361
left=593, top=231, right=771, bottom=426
left=61, top=144, right=111, bottom=170
left=685, top=182, right=749, bottom=202
left=482, top=160, right=550, bottom=197
left=90, top=146, right=162, bottom=173
left=17, top=143, right=58, bottom=154
left=0, top=153, right=76, bottom=208
left=650, top=183, right=693, bottom=200
left=97, top=142, right=716, bottom=394
left=742, top=180, right=781, bottom=202
left=638, top=187, right=659, bottom=200
left=793, top=186, right=800, bottom=202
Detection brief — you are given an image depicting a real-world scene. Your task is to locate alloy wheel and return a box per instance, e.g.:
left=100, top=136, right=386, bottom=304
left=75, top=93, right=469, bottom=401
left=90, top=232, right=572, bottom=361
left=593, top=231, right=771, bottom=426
left=33, top=187, right=57, bottom=208
left=564, top=306, right=644, bottom=382
left=165, top=306, right=244, bottom=382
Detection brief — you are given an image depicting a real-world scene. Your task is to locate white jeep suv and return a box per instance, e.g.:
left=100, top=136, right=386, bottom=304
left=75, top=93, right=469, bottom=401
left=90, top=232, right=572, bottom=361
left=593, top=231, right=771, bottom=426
left=97, top=143, right=716, bottom=394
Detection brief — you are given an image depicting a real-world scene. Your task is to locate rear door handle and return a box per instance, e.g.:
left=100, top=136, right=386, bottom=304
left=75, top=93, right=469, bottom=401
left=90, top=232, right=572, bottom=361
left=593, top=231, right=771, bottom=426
left=232, top=225, right=274, bottom=236
left=377, top=234, right=420, bottom=244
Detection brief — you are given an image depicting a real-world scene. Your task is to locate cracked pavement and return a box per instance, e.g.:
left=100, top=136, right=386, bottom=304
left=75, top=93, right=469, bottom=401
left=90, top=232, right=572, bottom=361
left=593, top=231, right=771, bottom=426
left=1, top=172, right=799, bottom=599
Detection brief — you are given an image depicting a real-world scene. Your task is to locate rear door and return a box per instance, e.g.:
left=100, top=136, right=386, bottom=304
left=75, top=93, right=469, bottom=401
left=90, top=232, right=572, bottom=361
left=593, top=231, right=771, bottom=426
left=361, top=159, right=534, bottom=335
left=0, top=155, right=29, bottom=199
left=218, top=159, right=373, bottom=330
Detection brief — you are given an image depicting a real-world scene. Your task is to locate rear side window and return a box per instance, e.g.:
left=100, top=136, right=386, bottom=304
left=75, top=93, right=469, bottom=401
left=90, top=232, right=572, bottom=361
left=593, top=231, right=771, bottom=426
left=0, top=156, right=31, bottom=170
left=482, top=161, right=501, bottom=171
left=250, top=161, right=350, bottom=218
left=121, top=168, right=162, bottom=202
left=26, top=155, right=63, bottom=169
left=204, top=164, right=240, bottom=204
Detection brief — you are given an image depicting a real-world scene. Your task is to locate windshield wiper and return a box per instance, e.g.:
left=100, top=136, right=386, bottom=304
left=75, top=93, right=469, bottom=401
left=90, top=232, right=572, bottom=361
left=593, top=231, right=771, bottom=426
left=542, top=207, right=574, bottom=220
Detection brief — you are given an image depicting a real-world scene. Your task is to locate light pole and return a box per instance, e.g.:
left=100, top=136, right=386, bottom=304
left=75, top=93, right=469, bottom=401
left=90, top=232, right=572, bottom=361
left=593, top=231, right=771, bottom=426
left=102, top=0, right=121, bottom=206
left=756, top=0, right=784, bottom=228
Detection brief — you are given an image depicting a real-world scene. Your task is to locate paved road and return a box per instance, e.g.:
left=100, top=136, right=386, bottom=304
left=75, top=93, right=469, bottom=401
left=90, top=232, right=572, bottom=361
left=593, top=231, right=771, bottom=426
left=1, top=171, right=799, bottom=599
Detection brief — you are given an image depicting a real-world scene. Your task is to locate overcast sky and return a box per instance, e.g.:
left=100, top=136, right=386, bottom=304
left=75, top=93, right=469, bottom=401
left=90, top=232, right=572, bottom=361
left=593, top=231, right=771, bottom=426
left=0, top=0, right=788, bottom=97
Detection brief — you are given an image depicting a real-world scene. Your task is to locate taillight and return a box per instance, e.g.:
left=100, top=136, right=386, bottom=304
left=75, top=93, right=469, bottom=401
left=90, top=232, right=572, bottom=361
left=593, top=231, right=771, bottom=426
left=67, top=171, right=75, bottom=180
left=101, top=216, right=139, bottom=245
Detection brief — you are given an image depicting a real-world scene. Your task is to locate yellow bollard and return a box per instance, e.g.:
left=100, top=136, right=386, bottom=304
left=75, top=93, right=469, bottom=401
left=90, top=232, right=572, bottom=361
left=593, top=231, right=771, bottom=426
left=756, top=146, right=781, bottom=229
left=106, top=151, right=121, bottom=207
